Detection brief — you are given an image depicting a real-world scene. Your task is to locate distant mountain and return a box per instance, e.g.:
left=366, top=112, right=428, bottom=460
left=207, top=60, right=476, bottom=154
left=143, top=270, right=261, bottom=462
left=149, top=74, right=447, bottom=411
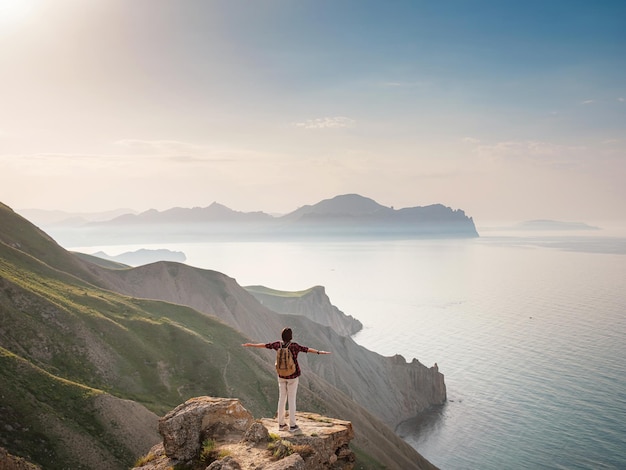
left=514, top=220, right=601, bottom=231
left=41, top=194, right=478, bottom=245
left=17, top=208, right=137, bottom=226
left=279, top=194, right=479, bottom=238
left=282, top=194, right=388, bottom=220
left=102, top=202, right=272, bottom=225
left=89, top=248, right=187, bottom=266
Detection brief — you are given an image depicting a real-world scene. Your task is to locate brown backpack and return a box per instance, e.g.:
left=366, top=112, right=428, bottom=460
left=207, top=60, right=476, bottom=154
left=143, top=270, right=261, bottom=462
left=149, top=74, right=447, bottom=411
left=275, top=342, right=296, bottom=377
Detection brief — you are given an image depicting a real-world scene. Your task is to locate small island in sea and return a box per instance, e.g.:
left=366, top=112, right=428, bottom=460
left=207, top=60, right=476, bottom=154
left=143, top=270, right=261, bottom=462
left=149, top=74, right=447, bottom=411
left=514, top=219, right=601, bottom=231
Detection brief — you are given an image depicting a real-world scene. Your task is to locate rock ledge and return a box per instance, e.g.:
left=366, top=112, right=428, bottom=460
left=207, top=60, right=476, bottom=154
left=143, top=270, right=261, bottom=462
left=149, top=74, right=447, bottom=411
left=133, top=396, right=355, bottom=470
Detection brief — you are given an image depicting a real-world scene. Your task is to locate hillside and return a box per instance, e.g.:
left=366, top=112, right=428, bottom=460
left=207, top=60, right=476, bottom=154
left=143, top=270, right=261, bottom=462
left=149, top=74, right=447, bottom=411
left=0, top=347, right=160, bottom=469
left=86, top=260, right=446, bottom=429
left=0, top=203, right=442, bottom=469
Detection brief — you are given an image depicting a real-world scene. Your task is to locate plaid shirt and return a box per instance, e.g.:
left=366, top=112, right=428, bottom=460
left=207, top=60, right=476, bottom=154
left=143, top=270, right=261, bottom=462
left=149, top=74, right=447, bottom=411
left=265, top=341, right=309, bottom=379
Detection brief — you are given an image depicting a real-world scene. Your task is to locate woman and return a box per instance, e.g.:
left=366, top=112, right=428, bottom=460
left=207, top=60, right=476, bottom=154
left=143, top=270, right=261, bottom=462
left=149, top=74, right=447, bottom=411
left=242, top=327, right=331, bottom=432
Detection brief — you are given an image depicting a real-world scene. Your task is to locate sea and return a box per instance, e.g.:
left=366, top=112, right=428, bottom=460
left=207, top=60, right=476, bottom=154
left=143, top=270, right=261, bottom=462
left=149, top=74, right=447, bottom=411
left=68, top=227, right=626, bottom=470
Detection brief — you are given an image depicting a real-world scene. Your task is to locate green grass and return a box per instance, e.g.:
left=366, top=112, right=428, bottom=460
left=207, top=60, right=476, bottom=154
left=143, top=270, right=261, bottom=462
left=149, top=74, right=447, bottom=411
left=267, top=439, right=293, bottom=460
left=244, top=285, right=315, bottom=298
left=199, top=439, right=216, bottom=464
left=0, top=347, right=133, bottom=469
left=351, top=445, right=387, bottom=470
left=134, top=451, right=157, bottom=467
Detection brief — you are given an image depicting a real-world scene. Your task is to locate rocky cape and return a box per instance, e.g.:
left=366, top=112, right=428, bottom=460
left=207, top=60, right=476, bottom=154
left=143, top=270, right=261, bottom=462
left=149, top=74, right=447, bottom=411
left=33, top=194, right=479, bottom=246
left=0, top=202, right=445, bottom=469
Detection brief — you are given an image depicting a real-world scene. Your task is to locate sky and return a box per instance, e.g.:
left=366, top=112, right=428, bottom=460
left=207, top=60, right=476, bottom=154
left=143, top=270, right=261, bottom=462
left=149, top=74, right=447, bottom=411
left=1, top=0, right=625, bottom=225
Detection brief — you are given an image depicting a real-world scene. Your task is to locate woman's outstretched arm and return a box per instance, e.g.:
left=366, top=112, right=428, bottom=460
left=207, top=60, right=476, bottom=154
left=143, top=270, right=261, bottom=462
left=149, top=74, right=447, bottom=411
left=242, top=342, right=266, bottom=348
left=308, top=348, right=331, bottom=355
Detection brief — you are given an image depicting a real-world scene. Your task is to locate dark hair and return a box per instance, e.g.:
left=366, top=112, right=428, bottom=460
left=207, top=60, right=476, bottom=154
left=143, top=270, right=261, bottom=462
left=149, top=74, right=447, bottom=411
left=281, top=327, right=292, bottom=343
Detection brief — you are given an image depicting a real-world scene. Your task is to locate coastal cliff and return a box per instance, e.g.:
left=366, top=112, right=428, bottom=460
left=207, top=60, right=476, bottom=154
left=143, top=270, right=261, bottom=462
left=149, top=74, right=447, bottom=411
left=0, top=202, right=444, bottom=469
left=87, top=260, right=446, bottom=428
left=244, top=285, right=363, bottom=337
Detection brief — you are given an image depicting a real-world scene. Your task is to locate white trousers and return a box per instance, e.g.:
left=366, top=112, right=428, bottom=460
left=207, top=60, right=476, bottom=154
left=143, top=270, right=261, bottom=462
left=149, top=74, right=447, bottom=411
left=277, top=376, right=299, bottom=427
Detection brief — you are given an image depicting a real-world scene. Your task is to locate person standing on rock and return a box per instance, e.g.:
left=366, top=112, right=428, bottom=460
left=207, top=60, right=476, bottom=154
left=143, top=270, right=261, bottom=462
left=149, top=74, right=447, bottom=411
left=242, top=327, right=331, bottom=433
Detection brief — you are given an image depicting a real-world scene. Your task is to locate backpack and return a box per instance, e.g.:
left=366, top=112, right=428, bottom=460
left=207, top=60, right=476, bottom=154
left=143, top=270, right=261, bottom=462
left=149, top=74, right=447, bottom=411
left=275, top=342, right=296, bottom=378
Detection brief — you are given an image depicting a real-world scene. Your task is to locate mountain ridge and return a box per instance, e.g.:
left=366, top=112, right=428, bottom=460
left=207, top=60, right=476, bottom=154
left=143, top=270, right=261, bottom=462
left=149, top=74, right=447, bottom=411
left=26, top=194, right=478, bottom=245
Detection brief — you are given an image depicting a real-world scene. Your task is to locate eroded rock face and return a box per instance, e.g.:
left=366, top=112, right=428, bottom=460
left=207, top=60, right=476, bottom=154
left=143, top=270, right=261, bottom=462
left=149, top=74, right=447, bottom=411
left=158, top=396, right=254, bottom=461
left=245, top=285, right=363, bottom=337
left=135, top=397, right=355, bottom=470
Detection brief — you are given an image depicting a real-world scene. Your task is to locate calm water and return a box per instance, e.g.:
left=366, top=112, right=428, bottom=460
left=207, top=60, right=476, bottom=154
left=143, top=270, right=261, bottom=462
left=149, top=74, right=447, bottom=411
left=69, top=231, right=626, bottom=470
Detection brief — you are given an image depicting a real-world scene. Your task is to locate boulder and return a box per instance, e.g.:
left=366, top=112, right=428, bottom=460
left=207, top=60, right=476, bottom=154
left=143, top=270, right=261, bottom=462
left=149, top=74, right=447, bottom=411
left=134, top=397, right=355, bottom=470
left=158, top=396, right=254, bottom=461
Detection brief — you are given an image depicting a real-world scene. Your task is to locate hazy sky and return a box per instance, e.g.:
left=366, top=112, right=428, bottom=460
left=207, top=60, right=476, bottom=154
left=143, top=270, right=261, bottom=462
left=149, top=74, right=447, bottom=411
left=1, top=0, right=625, bottom=224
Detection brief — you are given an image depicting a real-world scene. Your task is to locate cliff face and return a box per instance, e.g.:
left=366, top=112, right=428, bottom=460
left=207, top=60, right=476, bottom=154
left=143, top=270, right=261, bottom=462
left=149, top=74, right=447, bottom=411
left=244, top=285, right=363, bottom=337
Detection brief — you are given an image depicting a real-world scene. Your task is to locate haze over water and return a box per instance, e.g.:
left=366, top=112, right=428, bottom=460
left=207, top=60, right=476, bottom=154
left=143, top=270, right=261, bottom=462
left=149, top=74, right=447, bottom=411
left=70, top=230, right=626, bottom=469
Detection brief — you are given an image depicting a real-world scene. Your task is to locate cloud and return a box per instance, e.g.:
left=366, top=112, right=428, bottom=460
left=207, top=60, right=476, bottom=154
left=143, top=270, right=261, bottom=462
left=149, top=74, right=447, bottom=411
left=618, top=97, right=625, bottom=102
left=113, top=139, right=271, bottom=163
left=295, top=116, right=356, bottom=129
left=464, top=139, right=587, bottom=168
left=0, top=153, right=112, bottom=162
left=114, top=139, right=204, bottom=154
left=462, top=137, right=481, bottom=144
left=581, top=99, right=596, bottom=105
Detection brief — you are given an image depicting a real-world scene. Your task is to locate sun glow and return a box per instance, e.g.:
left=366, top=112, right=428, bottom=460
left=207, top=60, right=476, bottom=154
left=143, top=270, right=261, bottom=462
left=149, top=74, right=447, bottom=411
left=0, top=0, right=39, bottom=27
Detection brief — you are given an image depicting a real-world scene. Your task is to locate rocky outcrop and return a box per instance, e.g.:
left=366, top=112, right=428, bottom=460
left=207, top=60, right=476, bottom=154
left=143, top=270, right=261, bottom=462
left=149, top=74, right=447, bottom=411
left=244, top=285, right=363, bottom=336
left=0, top=447, right=41, bottom=470
left=133, top=397, right=355, bottom=470
left=159, top=397, right=254, bottom=461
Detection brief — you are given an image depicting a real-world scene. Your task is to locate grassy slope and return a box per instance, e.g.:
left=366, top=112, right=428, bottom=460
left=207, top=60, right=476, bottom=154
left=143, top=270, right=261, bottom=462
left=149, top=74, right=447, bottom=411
left=0, top=347, right=135, bottom=469
left=0, top=243, right=279, bottom=468
left=0, top=242, right=278, bottom=412
left=0, top=203, right=98, bottom=283
left=72, top=251, right=129, bottom=269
